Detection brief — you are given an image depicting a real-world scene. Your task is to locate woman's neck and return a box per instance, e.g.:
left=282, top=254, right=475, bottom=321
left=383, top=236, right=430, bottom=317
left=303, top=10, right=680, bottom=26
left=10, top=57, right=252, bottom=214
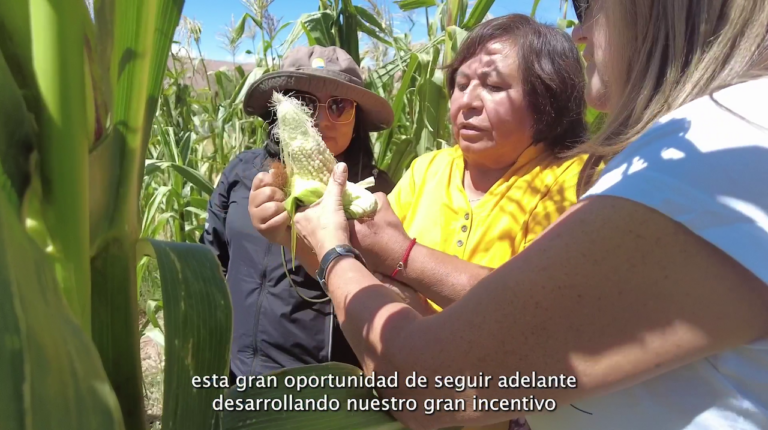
left=463, top=160, right=514, bottom=198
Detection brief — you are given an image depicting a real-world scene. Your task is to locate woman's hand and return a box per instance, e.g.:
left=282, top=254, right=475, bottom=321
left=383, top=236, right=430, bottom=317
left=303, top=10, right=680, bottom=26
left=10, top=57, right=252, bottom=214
left=350, top=194, right=412, bottom=274
left=248, top=170, right=291, bottom=247
left=293, top=163, right=352, bottom=257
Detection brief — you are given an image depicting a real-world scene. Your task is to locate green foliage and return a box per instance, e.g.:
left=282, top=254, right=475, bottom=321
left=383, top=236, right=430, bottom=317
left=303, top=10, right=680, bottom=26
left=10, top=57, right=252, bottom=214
left=138, top=239, right=232, bottom=429
left=222, top=363, right=409, bottom=429
left=0, top=187, right=124, bottom=430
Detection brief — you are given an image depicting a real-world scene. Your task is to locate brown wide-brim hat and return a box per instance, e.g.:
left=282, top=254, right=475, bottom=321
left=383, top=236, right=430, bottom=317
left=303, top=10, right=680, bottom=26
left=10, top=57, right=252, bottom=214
left=242, top=45, right=394, bottom=132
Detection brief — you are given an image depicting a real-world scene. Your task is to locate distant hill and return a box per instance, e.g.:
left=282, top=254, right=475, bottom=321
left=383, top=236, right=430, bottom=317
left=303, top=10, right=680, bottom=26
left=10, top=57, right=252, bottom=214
left=166, top=57, right=257, bottom=91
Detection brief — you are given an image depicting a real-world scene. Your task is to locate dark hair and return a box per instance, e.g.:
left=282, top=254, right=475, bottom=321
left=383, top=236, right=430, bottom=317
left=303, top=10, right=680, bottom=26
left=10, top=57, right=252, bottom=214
left=445, top=14, right=588, bottom=154
left=263, top=107, right=378, bottom=183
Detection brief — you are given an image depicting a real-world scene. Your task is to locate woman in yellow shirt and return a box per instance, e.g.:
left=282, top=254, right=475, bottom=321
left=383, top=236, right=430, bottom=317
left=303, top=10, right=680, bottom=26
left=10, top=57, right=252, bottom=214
left=345, top=14, right=594, bottom=314
left=249, top=13, right=592, bottom=430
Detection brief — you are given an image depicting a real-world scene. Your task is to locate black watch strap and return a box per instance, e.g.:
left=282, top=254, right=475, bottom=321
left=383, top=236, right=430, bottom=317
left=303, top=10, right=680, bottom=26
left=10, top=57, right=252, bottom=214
left=316, top=245, right=366, bottom=292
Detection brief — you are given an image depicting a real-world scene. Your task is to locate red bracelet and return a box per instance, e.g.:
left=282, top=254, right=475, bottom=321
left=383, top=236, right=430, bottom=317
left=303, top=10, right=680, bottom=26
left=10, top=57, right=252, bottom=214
left=391, top=238, right=417, bottom=278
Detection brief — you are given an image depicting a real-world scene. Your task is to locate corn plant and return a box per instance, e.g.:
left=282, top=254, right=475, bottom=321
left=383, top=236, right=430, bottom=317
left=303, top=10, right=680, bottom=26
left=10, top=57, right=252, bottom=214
left=0, top=0, right=238, bottom=427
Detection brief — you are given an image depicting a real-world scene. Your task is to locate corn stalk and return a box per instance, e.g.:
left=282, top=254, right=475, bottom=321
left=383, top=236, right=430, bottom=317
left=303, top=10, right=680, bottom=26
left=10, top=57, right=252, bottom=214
left=0, top=0, right=236, bottom=428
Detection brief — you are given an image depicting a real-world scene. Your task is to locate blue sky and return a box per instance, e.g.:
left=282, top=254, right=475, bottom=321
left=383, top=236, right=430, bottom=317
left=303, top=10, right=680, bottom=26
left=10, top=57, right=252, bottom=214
left=178, top=0, right=577, bottom=62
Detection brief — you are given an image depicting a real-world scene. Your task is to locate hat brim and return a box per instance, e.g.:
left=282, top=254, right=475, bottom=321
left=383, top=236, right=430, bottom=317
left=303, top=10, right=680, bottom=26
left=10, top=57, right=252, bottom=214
left=242, top=69, right=394, bottom=132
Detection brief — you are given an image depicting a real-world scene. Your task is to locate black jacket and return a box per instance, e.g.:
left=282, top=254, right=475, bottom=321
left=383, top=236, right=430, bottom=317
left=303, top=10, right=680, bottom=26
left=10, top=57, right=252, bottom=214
left=199, top=147, right=394, bottom=377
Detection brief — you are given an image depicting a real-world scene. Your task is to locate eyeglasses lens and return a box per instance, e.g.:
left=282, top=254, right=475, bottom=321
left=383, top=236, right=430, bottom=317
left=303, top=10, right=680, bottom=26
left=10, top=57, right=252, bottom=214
left=292, top=94, right=355, bottom=123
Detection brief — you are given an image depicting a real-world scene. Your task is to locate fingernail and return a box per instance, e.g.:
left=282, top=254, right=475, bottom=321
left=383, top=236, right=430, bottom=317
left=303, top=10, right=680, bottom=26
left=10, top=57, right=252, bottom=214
left=334, top=163, right=347, bottom=181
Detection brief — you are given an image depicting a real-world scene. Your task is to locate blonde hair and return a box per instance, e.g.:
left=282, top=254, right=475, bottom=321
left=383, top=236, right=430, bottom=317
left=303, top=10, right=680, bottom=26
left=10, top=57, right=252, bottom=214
left=572, top=0, right=768, bottom=172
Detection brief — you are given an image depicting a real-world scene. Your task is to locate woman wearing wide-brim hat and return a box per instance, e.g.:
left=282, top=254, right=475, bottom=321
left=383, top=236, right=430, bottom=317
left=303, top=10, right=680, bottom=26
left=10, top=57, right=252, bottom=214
left=199, top=45, right=396, bottom=378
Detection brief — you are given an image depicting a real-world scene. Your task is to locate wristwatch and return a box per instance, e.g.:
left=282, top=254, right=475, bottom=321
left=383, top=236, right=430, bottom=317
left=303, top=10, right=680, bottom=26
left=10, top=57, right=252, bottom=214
left=316, top=245, right=367, bottom=293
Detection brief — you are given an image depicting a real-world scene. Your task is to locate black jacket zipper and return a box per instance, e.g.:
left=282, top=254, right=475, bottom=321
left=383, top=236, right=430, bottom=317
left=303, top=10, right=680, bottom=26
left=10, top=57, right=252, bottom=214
left=249, top=240, right=271, bottom=375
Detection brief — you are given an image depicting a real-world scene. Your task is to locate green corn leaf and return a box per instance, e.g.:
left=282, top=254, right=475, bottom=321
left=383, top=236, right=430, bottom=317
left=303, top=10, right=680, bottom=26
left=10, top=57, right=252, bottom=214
left=158, top=127, right=182, bottom=164
left=301, top=21, right=319, bottom=46
left=234, top=12, right=263, bottom=41
left=411, top=48, right=440, bottom=154
left=376, top=53, right=419, bottom=167
left=281, top=12, right=336, bottom=51
left=145, top=160, right=215, bottom=196
left=0, top=186, right=124, bottom=430
left=531, top=0, right=542, bottom=18
left=233, top=67, right=266, bottom=105
left=304, top=11, right=337, bottom=47
left=387, top=137, right=417, bottom=184
left=462, top=0, right=495, bottom=29
left=457, top=0, right=469, bottom=28
left=557, top=18, right=578, bottom=30
left=0, top=164, right=18, bottom=213
left=235, top=65, right=246, bottom=80
left=145, top=299, right=164, bottom=333
left=357, top=19, right=394, bottom=47
left=140, top=185, right=173, bottom=236
left=394, top=0, right=437, bottom=12
left=262, top=22, right=293, bottom=59
left=0, top=0, right=39, bottom=115
left=339, top=0, right=360, bottom=64
left=138, top=238, right=232, bottom=430
left=0, top=47, right=35, bottom=211
left=144, top=160, right=164, bottom=177
left=221, top=363, right=407, bottom=430
left=190, top=195, right=210, bottom=211
left=354, top=5, right=388, bottom=33
left=443, top=25, right=467, bottom=66
left=440, top=0, right=463, bottom=28
left=215, top=71, right=237, bottom=101
left=184, top=206, right=208, bottom=219
left=280, top=14, right=312, bottom=52
left=367, top=35, right=444, bottom=86
left=149, top=212, right=178, bottom=241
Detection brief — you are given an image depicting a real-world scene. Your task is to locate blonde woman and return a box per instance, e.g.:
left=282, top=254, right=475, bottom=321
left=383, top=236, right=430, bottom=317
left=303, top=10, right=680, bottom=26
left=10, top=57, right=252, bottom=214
left=289, top=1, right=768, bottom=429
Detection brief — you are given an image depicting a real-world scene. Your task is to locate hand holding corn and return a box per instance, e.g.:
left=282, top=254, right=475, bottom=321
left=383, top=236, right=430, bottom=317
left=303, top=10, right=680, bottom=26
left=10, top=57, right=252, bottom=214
left=248, top=170, right=292, bottom=248
left=269, top=92, right=379, bottom=261
left=348, top=193, right=413, bottom=274
left=293, top=163, right=353, bottom=258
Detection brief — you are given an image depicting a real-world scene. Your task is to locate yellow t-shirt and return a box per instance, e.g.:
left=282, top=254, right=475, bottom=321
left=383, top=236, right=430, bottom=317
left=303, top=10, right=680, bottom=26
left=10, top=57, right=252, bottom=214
left=388, top=143, right=589, bottom=311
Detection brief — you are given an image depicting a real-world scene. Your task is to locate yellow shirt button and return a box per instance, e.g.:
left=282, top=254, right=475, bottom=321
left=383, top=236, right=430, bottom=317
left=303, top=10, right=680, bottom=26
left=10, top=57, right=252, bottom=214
left=464, top=213, right=470, bottom=220
left=461, top=225, right=468, bottom=232
left=457, top=240, right=464, bottom=247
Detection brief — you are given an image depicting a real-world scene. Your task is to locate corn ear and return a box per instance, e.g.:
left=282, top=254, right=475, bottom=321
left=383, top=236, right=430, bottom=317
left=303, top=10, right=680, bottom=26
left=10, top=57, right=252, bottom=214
left=269, top=92, right=379, bottom=263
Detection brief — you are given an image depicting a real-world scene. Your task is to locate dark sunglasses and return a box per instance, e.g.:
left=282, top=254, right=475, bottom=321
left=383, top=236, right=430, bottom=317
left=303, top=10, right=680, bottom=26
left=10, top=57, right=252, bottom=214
left=572, top=0, right=588, bottom=22
left=289, top=93, right=357, bottom=124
